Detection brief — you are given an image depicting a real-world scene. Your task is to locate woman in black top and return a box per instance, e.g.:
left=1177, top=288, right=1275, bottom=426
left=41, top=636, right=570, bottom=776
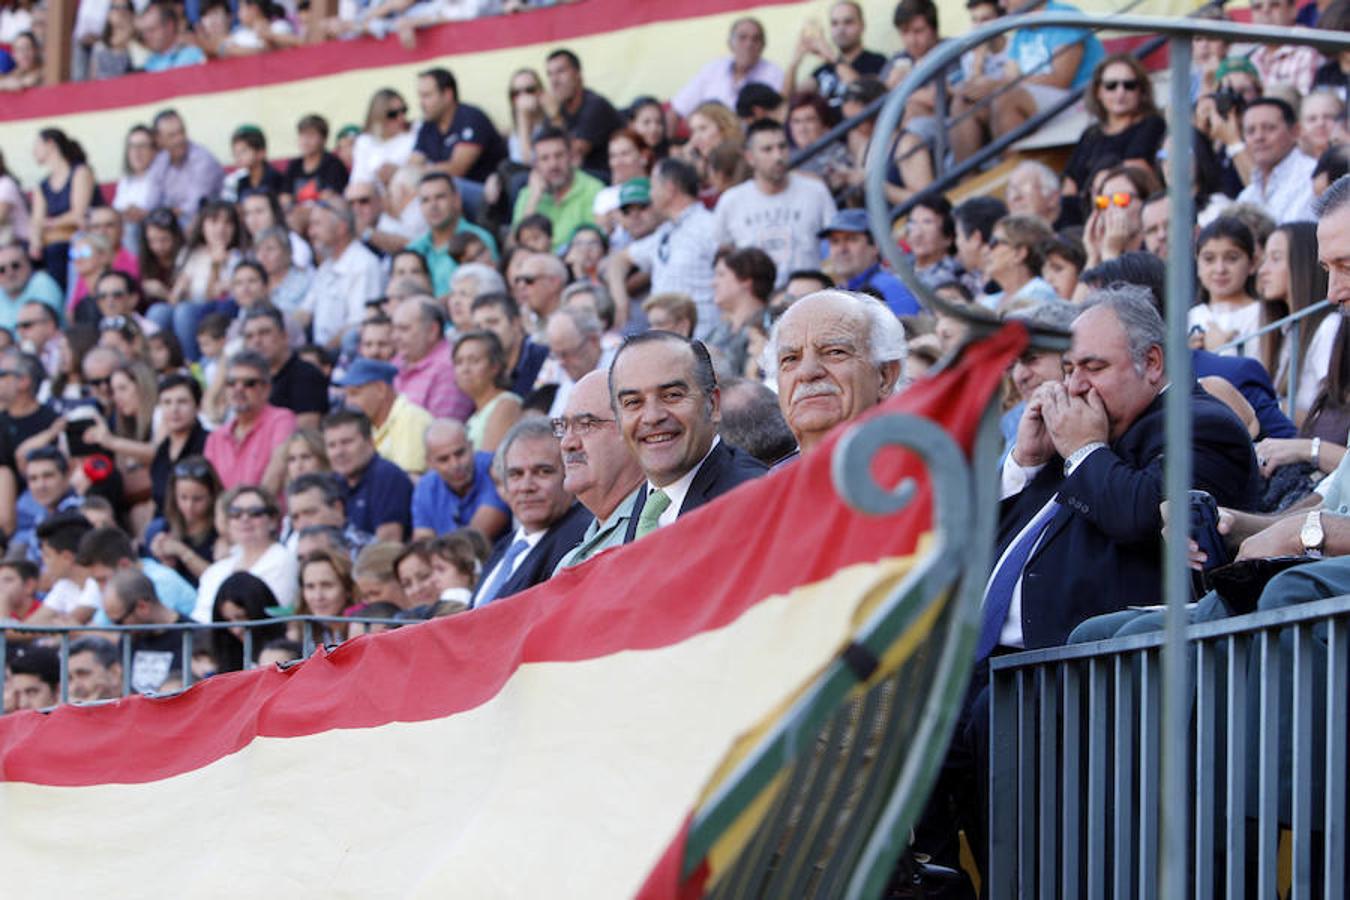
left=148, top=373, right=209, bottom=517
left=1063, top=54, right=1166, bottom=197
left=145, top=454, right=221, bottom=587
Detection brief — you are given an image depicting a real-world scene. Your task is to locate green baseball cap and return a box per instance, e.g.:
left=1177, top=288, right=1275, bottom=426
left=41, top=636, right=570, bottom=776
left=618, top=177, right=651, bottom=207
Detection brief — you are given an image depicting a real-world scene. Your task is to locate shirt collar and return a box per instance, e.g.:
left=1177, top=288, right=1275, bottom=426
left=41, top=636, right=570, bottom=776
left=646, top=435, right=720, bottom=517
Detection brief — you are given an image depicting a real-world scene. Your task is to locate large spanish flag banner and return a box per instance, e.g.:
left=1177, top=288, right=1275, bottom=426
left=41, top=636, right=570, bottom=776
left=0, top=327, right=1022, bottom=897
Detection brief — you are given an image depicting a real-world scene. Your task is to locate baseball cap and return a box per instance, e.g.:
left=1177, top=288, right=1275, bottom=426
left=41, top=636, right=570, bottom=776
left=335, top=358, right=398, bottom=387
left=618, top=177, right=651, bottom=207
left=817, top=208, right=872, bottom=238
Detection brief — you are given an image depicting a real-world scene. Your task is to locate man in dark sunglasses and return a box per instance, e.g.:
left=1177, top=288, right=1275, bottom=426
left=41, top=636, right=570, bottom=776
left=204, top=350, right=298, bottom=491
left=0, top=242, right=63, bottom=335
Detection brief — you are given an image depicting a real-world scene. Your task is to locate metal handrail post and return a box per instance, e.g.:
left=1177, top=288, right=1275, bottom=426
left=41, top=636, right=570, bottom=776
left=1289, top=316, right=1302, bottom=418
left=1160, top=35, right=1195, bottom=900
left=932, top=67, right=950, bottom=183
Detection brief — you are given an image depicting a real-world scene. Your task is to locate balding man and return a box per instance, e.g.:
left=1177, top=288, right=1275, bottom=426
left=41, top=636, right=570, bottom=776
left=555, top=371, right=645, bottom=569
left=303, top=197, right=383, bottom=351
left=392, top=298, right=472, bottom=420
left=512, top=252, right=568, bottom=331
left=543, top=306, right=610, bottom=417
left=411, top=419, right=509, bottom=541
left=769, top=290, right=905, bottom=457
left=671, top=17, right=784, bottom=117
left=611, top=331, right=766, bottom=543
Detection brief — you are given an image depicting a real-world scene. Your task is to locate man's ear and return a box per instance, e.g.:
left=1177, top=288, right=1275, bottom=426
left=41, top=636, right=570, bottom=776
left=879, top=360, right=902, bottom=398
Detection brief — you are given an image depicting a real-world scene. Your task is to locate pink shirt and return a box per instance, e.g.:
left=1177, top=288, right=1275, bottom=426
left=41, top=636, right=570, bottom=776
left=205, top=404, right=297, bottom=488
left=68, top=248, right=141, bottom=317
left=393, top=339, right=473, bottom=422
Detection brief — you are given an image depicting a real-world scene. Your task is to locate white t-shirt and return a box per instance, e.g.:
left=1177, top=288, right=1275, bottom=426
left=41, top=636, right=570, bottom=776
left=192, top=542, right=299, bottom=623
left=42, top=577, right=101, bottom=616
left=1188, top=300, right=1262, bottom=359
left=350, top=131, right=416, bottom=186
left=712, top=174, right=837, bottom=288
left=0, top=174, right=31, bottom=244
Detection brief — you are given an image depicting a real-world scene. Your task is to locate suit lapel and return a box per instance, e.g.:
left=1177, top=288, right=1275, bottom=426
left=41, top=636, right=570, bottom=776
left=678, top=441, right=728, bottom=518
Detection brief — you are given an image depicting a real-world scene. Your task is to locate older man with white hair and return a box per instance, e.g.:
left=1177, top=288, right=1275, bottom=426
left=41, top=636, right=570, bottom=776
left=768, top=289, right=906, bottom=457
left=448, top=263, right=507, bottom=332
left=1004, top=160, right=1062, bottom=226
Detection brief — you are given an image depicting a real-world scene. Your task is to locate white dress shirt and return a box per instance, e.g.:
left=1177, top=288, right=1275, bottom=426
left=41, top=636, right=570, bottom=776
left=645, top=436, right=721, bottom=529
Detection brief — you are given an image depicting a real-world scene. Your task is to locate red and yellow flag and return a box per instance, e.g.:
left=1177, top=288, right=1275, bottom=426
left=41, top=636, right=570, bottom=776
left=0, top=327, right=1023, bottom=897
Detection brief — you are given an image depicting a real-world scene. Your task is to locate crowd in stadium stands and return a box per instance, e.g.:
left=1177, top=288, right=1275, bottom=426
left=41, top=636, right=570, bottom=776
left=4, top=0, right=1350, bottom=886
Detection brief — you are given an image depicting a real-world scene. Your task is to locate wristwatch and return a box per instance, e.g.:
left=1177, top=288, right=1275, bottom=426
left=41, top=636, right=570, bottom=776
left=1225, top=141, right=1246, bottom=158
left=1300, top=509, right=1325, bottom=558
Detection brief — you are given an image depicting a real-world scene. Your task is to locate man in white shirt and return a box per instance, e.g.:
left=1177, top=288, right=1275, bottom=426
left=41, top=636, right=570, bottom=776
left=302, top=198, right=383, bottom=352
left=1236, top=98, right=1317, bottom=224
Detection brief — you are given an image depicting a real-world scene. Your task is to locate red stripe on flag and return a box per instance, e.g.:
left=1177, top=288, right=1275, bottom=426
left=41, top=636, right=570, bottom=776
left=0, top=326, right=1025, bottom=787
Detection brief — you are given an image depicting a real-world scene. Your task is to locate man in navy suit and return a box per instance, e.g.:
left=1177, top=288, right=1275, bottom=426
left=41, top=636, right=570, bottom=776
left=609, top=331, right=767, bottom=543
left=471, top=418, right=591, bottom=608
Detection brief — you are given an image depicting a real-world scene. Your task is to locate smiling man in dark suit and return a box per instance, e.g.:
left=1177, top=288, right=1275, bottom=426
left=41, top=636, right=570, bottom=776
left=471, top=418, right=591, bottom=608
left=609, top=331, right=766, bottom=543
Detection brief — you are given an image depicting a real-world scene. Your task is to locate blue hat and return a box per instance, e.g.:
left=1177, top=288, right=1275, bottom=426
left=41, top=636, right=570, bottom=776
left=817, top=208, right=873, bottom=239
left=335, top=358, right=398, bottom=387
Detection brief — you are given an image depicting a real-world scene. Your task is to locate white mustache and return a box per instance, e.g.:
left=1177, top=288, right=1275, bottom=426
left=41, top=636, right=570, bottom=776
left=791, top=381, right=842, bottom=404
left=563, top=451, right=587, bottom=466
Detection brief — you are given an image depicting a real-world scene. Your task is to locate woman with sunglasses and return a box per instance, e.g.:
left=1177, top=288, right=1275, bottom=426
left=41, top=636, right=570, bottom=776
left=28, top=128, right=97, bottom=294
left=350, top=89, right=415, bottom=188
left=195, top=485, right=298, bottom=622
left=1062, top=54, right=1166, bottom=199
left=146, top=454, right=222, bottom=586
left=506, top=69, right=548, bottom=167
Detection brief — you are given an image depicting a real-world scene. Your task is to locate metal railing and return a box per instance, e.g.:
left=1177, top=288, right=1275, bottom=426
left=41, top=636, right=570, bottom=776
left=1216, top=299, right=1335, bottom=417
left=1, top=614, right=410, bottom=710
left=989, top=595, right=1350, bottom=898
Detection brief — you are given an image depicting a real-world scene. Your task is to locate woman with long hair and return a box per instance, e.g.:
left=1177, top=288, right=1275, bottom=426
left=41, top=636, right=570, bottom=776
left=350, top=88, right=415, bottom=187
left=1063, top=53, right=1166, bottom=197
left=90, top=0, right=139, bottom=81
left=1189, top=217, right=1261, bottom=358
left=211, top=571, right=285, bottom=673
left=284, top=428, right=330, bottom=483
left=167, top=200, right=245, bottom=360
left=627, top=96, right=671, bottom=161
left=85, top=358, right=159, bottom=533
left=252, top=226, right=312, bottom=320
left=137, top=206, right=186, bottom=307
left=1254, top=320, right=1350, bottom=481
left=505, top=68, right=548, bottom=166
left=453, top=330, right=521, bottom=453
left=1257, top=222, right=1335, bottom=421
left=0, top=148, right=31, bottom=246
left=290, top=549, right=357, bottom=645
left=112, top=126, right=158, bottom=251
left=0, top=32, right=42, bottom=91
left=29, top=128, right=97, bottom=293
left=147, top=454, right=222, bottom=586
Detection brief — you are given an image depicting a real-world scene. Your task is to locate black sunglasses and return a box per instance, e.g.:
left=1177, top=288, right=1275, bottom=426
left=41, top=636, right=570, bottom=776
left=385, top=106, right=407, bottom=119
left=227, top=505, right=271, bottom=520
left=226, top=377, right=264, bottom=389
left=513, top=274, right=539, bottom=285
left=1101, top=79, right=1141, bottom=92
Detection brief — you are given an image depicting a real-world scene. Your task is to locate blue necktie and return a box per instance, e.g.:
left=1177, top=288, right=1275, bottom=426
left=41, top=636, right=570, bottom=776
left=475, top=538, right=530, bottom=607
left=976, top=500, right=1063, bottom=661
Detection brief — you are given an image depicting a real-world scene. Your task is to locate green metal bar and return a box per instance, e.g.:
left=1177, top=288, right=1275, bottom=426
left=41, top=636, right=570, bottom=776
left=1162, top=33, right=1196, bottom=900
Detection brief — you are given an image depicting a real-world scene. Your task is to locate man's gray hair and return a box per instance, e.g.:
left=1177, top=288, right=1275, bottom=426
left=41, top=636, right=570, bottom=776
left=552, top=305, right=602, bottom=338
left=532, top=252, right=569, bottom=283
left=493, top=416, right=558, bottom=481
left=226, top=349, right=272, bottom=382
left=763, top=289, right=907, bottom=383
left=1078, top=284, right=1166, bottom=372
left=562, top=279, right=617, bottom=329
left=451, top=263, right=506, bottom=296
left=1011, top=160, right=1060, bottom=196
left=387, top=275, right=433, bottom=300
left=1316, top=174, right=1350, bottom=219
left=1007, top=297, right=1078, bottom=333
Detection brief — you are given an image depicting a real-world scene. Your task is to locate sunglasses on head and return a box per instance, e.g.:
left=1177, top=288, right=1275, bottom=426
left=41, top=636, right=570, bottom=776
left=173, top=460, right=212, bottom=479
left=1095, top=192, right=1134, bottom=209
left=1101, top=78, right=1140, bottom=92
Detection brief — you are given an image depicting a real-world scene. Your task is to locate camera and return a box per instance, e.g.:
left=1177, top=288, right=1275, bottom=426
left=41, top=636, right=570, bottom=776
left=1213, top=86, right=1246, bottom=119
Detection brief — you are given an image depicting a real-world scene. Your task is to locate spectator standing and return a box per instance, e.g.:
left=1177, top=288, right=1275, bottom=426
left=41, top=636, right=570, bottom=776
left=714, top=120, right=837, bottom=289
left=322, top=408, right=413, bottom=543
left=204, top=351, right=296, bottom=490
left=411, top=418, right=509, bottom=540
left=410, top=67, right=507, bottom=186
left=1236, top=98, right=1317, bottom=224
left=407, top=173, right=498, bottom=296
left=137, top=1, right=206, bottom=72
left=391, top=298, right=472, bottom=420
left=146, top=109, right=225, bottom=223
left=671, top=17, right=784, bottom=119
left=303, top=198, right=382, bottom=352
left=28, top=129, right=97, bottom=294
left=544, top=48, right=626, bottom=177
left=512, top=126, right=605, bottom=252
left=335, top=359, right=433, bottom=474
left=783, top=0, right=887, bottom=106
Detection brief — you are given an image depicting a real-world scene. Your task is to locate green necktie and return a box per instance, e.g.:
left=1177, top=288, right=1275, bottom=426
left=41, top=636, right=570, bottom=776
left=634, top=489, right=672, bottom=539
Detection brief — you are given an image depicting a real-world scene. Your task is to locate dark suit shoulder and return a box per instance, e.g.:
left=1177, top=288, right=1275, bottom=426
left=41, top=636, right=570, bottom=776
left=684, top=441, right=768, bottom=513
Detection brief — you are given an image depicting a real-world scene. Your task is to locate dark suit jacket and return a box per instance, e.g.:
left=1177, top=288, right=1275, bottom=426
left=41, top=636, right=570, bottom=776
left=1192, top=349, right=1296, bottom=439
left=472, top=502, right=593, bottom=607
left=623, top=440, right=767, bottom=543
left=998, top=383, right=1261, bottom=649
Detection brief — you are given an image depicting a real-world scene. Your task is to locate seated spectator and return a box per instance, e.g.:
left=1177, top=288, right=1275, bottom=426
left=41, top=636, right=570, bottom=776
left=642, top=292, right=698, bottom=338
left=672, top=17, right=783, bottom=119
left=102, top=569, right=198, bottom=694
left=511, top=251, right=567, bottom=332
left=1039, top=233, right=1086, bottom=301
left=346, top=180, right=413, bottom=258
left=15, top=301, right=63, bottom=381
left=718, top=375, right=798, bottom=467
left=786, top=93, right=852, bottom=196
left=211, top=571, right=284, bottom=673
left=988, top=0, right=1104, bottom=140
left=684, top=101, right=744, bottom=181
left=544, top=48, right=625, bottom=178
left=387, top=298, right=469, bottom=419
left=783, top=0, right=886, bottom=107
left=1237, top=98, right=1317, bottom=224
left=285, top=114, right=350, bottom=204
left=610, top=331, right=767, bottom=544
left=66, top=637, right=123, bottom=703
left=512, top=126, right=605, bottom=252
left=137, top=1, right=207, bottom=72
left=708, top=246, right=774, bottom=377
left=29, top=129, right=98, bottom=295
left=86, top=206, right=139, bottom=278
left=146, top=454, right=221, bottom=586
left=204, top=350, right=297, bottom=491
left=983, top=214, right=1060, bottom=312
left=411, top=419, right=508, bottom=540
left=11, top=447, right=80, bottom=558
left=195, top=484, right=296, bottom=621
left=89, top=2, right=142, bottom=82
left=715, top=120, right=837, bottom=288
left=337, top=358, right=433, bottom=474
left=283, top=471, right=372, bottom=553
left=0, top=241, right=61, bottom=332
left=0, top=349, right=59, bottom=476
left=1063, top=54, right=1166, bottom=197
left=1140, top=192, right=1169, bottom=258
left=562, top=225, right=607, bottom=283
left=1257, top=222, right=1337, bottom=420
left=905, top=194, right=962, bottom=289
left=1299, top=89, right=1346, bottom=162
left=1082, top=164, right=1154, bottom=267
left=1005, top=161, right=1063, bottom=227
left=66, top=232, right=126, bottom=323
left=136, top=207, right=185, bottom=309
left=0, top=31, right=41, bottom=92
left=8, top=646, right=58, bottom=710
left=350, top=540, right=408, bottom=608
left=1189, top=217, right=1262, bottom=357
left=470, top=292, right=548, bottom=396
left=322, top=408, right=413, bottom=542
left=447, top=263, right=506, bottom=333
left=0, top=149, right=30, bottom=249
left=77, top=523, right=197, bottom=624
left=28, top=512, right=98, bottom=625
left=1249, top=0, right=1322, bottom=95
left=225, top=128, right=289, bottom=204
left=453, top=330, right=522, bottom=453
left=358, top=315, right=395, bottom=362
left=147, top=110, right=224, bottom=223
left=471, top=417, right=590, bottom=607
left=542, top=305, right=610, bottom=416
left=501, top=67, right=548, bottom=172
left=251, top=228, right=312, bottom=321
left=351, top=89, right=416, bottom=188
left=220, top=0, right=297, bottom=56
left=241, top=306, right=327, bottom=430
left=408, top=172, right=498, bottom=297
left=164, top=201, right=243, bottom=355
left=303, top=198, right=383, bottom=352
left=290, top=548, right=357, bottom=644
left=410, top=67, right=506, bottom=188
left=82, top=358, right=158, bottom=530
left=818, top=208, right=919, bottom=317
left=391, top=539, right=444, bottom=613
left=997, top=298, right=1080, bottom=453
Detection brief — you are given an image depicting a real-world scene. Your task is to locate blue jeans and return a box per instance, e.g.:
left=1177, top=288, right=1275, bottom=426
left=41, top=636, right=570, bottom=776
left=148, top=300, right=212, bottom=361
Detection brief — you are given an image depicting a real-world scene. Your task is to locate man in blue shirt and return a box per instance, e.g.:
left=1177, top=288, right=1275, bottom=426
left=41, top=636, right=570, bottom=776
left=992, top=0, right=1104, bottom=137
left=412, top=419, right=510, bottom=541
left=322, top=409, right=413, bottom=543
left=818, top=209, right=920, bottom=317
left=0, top=244, right=63, bottom=333
left=410, top=67, right=506, bottom=189
left=137, top=2, right=207, bottom=72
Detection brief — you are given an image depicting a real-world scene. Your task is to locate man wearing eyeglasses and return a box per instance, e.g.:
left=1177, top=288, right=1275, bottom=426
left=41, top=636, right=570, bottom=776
left=542, top=306, right=611, bottom=418
left=0, top=242, right=62, bottom=335
left=554, top=370, right=644, bottom=569
left=204, top=351, right=297, bottom=492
